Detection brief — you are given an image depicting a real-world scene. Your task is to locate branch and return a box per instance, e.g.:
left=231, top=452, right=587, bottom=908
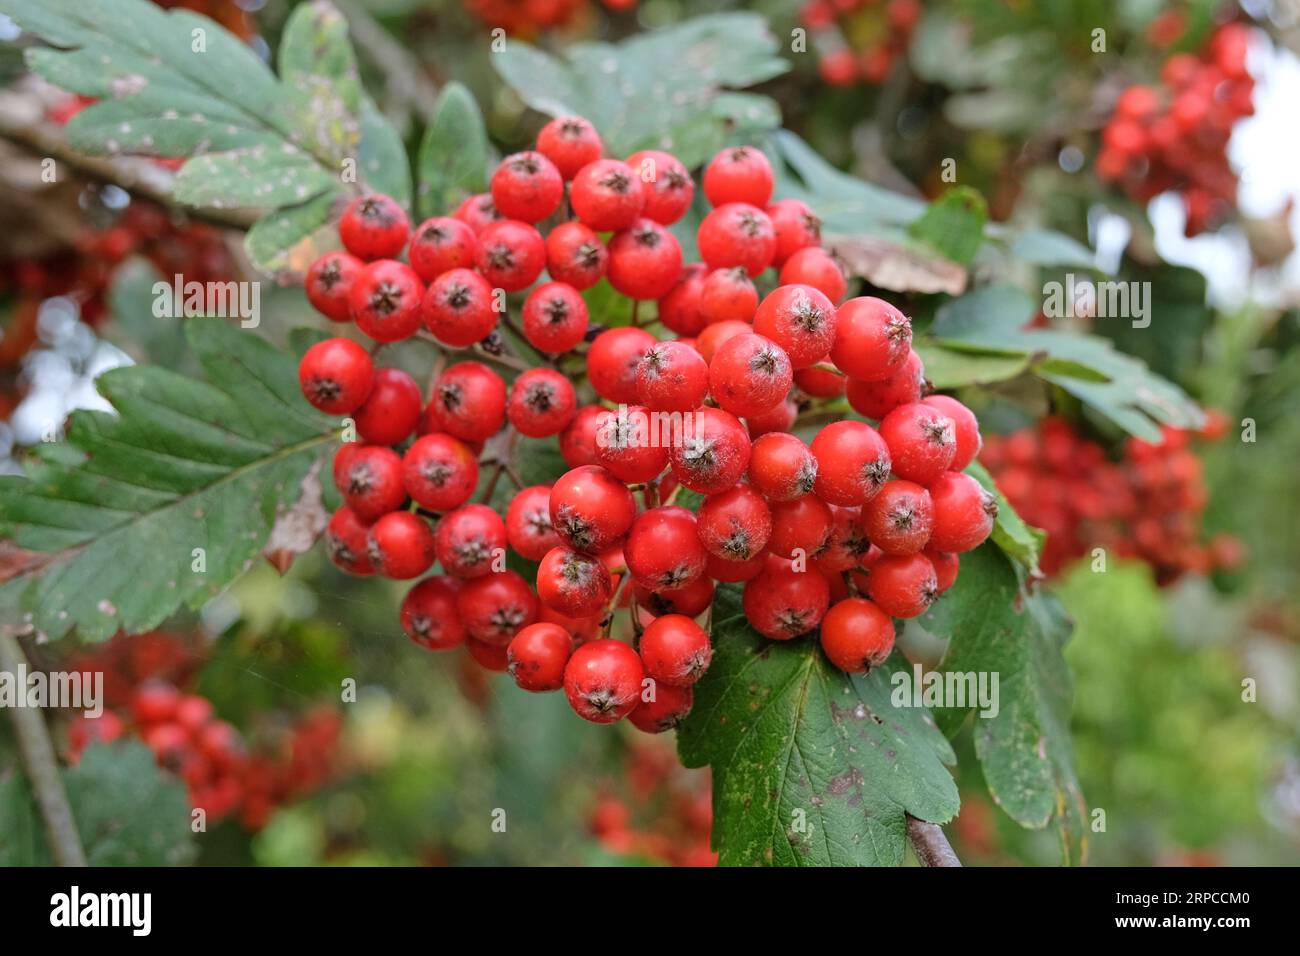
left=905, top=814, right=961, bottom=867
left=0, top=631, right=87, bottom=867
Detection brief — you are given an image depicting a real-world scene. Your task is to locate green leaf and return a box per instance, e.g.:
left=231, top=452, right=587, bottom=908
left=0, top=318, right=339, bottom=641
left=104, top=257, right=193, bottom=370
left=1005, top=228, right=1095, bottom=268
left=416, top=82, right=489, bottom=219
left=908, top=186, right=988, bottom=266
left=358, top=96, right=412, bottom=209
left=919, top=546, right=1087, bottom=864
left=493, top=13, right=788, bottom=168
left=243, top=191, right=339, bottom=276
left=678, top=585, right=959, bottom=866
left=278, top=0, right=363, bottom=164
left=965, top=460, right=1044, bottom=575
left=173, top=146, right=337, bottom=209
left=913, top=341, right=1030, bottom=388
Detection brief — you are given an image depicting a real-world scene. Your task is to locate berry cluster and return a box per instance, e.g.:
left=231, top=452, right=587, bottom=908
left=980, top=416, right=1242, bottom=583
left=1096, top=23, right=1254, bottom=237
left=463, top=0, right=636, bottom=35
left=298, top=116, right=994, bottom=731
left=800, top=0, right=922, bottom=87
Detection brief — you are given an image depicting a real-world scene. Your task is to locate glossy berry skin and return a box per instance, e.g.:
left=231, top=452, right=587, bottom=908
left=747, top=432, right=818, bottom=501
left=400, top=576, right=466, bottom=650
left=767, top=493, right=833, bottom=559
left=367, top=511, right=435, bottom=579
left=299, top=338, right=374, bottom=414
left=454, top=193, right=503, bottom=234
left=336, top=445, right=406, bottom=521
left=861, top=480, right=934, bottom=555
left=570, top=159, right=645, bottom=231
left=879, top=402, right=956, bottom=486
left=549, top=465, right=637, bottom=554
left=927, top=472, right=996, bottom=553
left=354, top=367, right=422, bottom=446
left=408, top=217, right=478, bottom=282
left=628, top=683, right=694, bottom=734
left=819, top=598, right=895, bottom=672
left=349, top=260, right=424, bottom=343
left=847, top=349, right=925, bottom=420
left=697, top=203, right=777, bottom=277
left=767, top=198, right=822, bottom=266
left=325, top=507, right=375, bottom=575
left=624, top=507, right=708, bottom=590
left=626, top=149, right=695, bottom=225
left=794, top=365, right=847, bottom=399
left=427, top=361, right=506, bottom=442
left=475, top=220, right=546, bottom=292
left=507, top=622, right=572, bottom=692
left=746, top=398, right=797, bottom=438
left=536, top=116, right=604, bottom=180
left=457, top=569, right=538, bottom=645
left=559, top=405, right=605, bottom=468
left=634, top=575, right=714, bottom=618
left=752, top=283, right=837, bottom=368
left=506, top=484, right=562, bottom=560
left=708, top=333, right=793, bottom=419
left=466, top=638, right=509, bottom=672
left=810, top=420, right=892, bottom=506
left=563, top=639, right=644, bottom=724
left=922, top=395, right=982, bottom=471
left=926, top=548, right=960, bottom=592
left=594, top=406, right=669, bottom=483
left=699, top=267, right=758, bottom=325
left=537, top=545, right=613, bottom=617
left=339, top=194, right=410, bottom=260
left=305, top=251, right=363, bottom=321
left=702, top=146, right=774, bottom=208
left=657, top=264, right=708, bottom=336
left=636, top=340, right=709, bottom=413
left=402, top=433, right=478, bottom=512
left=706, top=550, right=766, bottom=582
left=508, top=368, right=577, bottom=438
left=544, top=221, right=607, bottom=290
left=695, top=319, right=750, bottom=364
left=587, top=327, right=656, bottom=404
left=668, top=406, right=751, bottom=495
left=606, top=219, right=683, bottom=300
left=639, top=614, right=711, bottom=688
left=742, top=555, right=831, bottom=640
left=815, top=504, right=872, bottom=572
left=522, top=281, right=589, bottom=353
left=491, top=150, right=564, bottom=223
left=831, top=297, right=913, bottom=382
left=780, top=247, right=847, bottom=304
left=434, top=504, right=507, bottom=579
left=696, top=484, right=772, bottom=561
left=866, top=552, right=939, bottom=619
left=422, top=268, right=497, bottom=347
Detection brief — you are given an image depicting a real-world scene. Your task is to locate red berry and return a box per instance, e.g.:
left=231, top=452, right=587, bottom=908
left=922, top=394, right=982, bottom=471
left=354, top=367, right=422, bottom=446
left=702, top=146, right=774, bottom=208
left=422, top=267, right=497, bottom=346
left=454, top=193, right=503, bottom=234
left=697, top=202, right=776, bottom=276
left=819, top=598, right=895, bottom=672
left=367, top=511, right=436, bottom=579
left=780, top=247, right=847, bottom=303
left=657, top=264, right=708, bottom=336
left=639, top=613, right=712, bottom=688
left=336, top=444, right=406, bottom=520
left=305, top=251, right=363, bottom=321
left=132, top=682, right=181, bottom=725
left=593, top=406, right=669, bottom=483
left=830, top=297, right=912, bottom=381
left=628, top=682, right=694, bottom=734
left=696, top=484, right=772, bottom=561
left=522, top=281, right=589, bottom=353
left=457, top=569, right=538, bottom=645
left=926, top=548, right=960, bottom=592
left=847, top=349, right=925, bottom=419
left=536, top=116, right=603, bottom=180
left=636, top=340, right=709, bottom=413
left=570, top=159, right=645, bottom=231
left=559, top=405, right=605, bottom=468
left=795, top=365, right=847, bottom=399
left=810, top=420, right=892, bottom=506
left=587, top=326, right=656, bottom=404
left=466, top=637, right=509, bottom=672
left=299, top=338, right=374, bottom=414
left=408, top=217, right=478, bottom=282
left=349, top=260, right=424, bottom=343
left=625, top=506, right=708, bottom=590
left=563, top=639, right=644, bottom=723
left=815, top=504, right=873, bottom=572
left=708, top=333, right=793, bottom=419
left=606, top=219, right=683, bottom=300
left=626, top=149, right=695, bottom=225
left=508, top=368, right=577, bottom=438
left=634, top=575, right=714, bottom=617
left=475, top=220, right=545, bottom=292
left=747, top=432, right=817, bottom=501
left=403, top=433, right=478, bottom=512
left=752, top=283, right=836, bottom=368
left=705, top=550, right=766, bottom=582
left=400, top=576, right=466, bottom=650
left=537, top=545, right=613, bottom=617
left=699, top=267, right=759, bottom=325
left=427, top=361, right=506, bottom=442
left=767, top=493, right=833, bottom=558
left=879, top=402, right=956, bottom=485
left=742, top=555, right=831, bottom=639
left=861, top=479, right=933, bottom=555
left=339, top=194, right=410, bottom=260
left=507, top=622, right=573, bottom=692
left=927, top=472, right=996, bottom=553
left=668, top=406, right=751, bottom=495
left=506, top=484, right=562, bottom=560
left=326, top=506, right=376, bottom=575
left=544, top=221, right=608, bottom=289
left=746, top=397, right=797, bottom=438
left=866, top=552, right=938, bottom=618
left=434, top=503, right=507, bottom=579
left=491, top=150, right=564, bottom=223
left=695, top=319, right=751, bottom=364
left=766, top=198, right=822, bottom=266
left=549, top=464, right=637, bottom=553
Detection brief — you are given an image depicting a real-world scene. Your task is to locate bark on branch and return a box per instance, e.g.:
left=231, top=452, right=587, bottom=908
left=906, top=813, right=962, bottom=867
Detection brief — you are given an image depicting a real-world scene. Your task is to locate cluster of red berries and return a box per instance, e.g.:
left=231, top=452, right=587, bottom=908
left=297, top=115, right=994, bottom=732
left=980, top=415, right=1242, bottom=584
left=463, top=0, right=636, bottom=35
left=801, top=0, right=922, bottom=87
left=1096, top=23, right=1254, bottom=237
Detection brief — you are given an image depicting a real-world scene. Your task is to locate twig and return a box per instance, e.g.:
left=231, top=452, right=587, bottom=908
left=0, top=632, right=87, bottom=867
left=600, top=572, right=633, bottom=638
left=905, top=814, right=961, bottom=867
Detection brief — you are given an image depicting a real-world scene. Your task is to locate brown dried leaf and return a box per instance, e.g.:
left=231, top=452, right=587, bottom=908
left=823, top=233, right=968, bottom=296
left=262, top=460, right=329, bottom=575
